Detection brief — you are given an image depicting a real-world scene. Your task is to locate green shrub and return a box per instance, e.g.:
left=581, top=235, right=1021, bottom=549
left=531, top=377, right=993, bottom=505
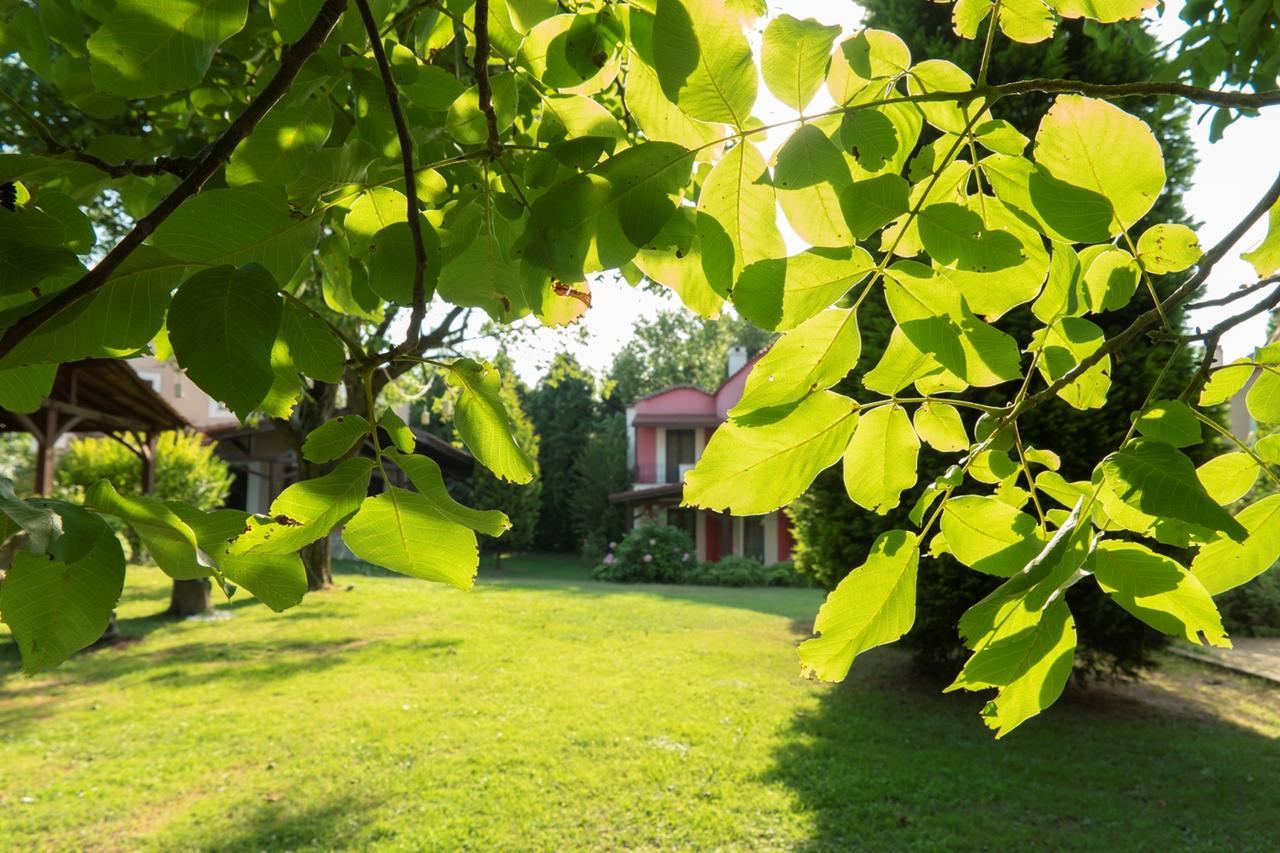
left=56, top=431, right=234, bottom=562
left=682, top=556, right=810, bottom=588
left=592, top=524, right=694, bottom=583
left=1218, top=571, right=1280, bottom=638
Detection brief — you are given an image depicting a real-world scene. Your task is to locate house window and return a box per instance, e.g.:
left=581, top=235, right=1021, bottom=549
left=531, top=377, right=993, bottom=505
left=744, top=516, right=766, bottom=563
left=173, top=382, right=184, bottom=398
left=665, top=429, right=695, bottom=483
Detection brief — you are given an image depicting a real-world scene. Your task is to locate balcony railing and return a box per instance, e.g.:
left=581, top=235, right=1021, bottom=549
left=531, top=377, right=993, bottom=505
left=632, top=462, right=697, bottom=484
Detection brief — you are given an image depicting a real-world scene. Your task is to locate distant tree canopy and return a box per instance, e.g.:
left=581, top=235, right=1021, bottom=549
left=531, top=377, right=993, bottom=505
left=3, top=0, right=1280, bottom=737
left=526, top=353, right=598, bottom=551
left=607, top=310, right=772, bottom=407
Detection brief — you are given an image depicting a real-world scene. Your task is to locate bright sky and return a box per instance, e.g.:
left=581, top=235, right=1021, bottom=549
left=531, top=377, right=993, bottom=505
left=466, top=0, right=1279, bottom=383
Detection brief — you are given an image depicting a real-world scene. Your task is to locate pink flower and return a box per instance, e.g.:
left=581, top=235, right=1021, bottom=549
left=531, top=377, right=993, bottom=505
left=682, top=552, right=690, bottom=562
left=602, top=554, right=615, bottom=565
left=643, top=554, right=653, bottom=563
left=608, top=541, right=617, bottom=549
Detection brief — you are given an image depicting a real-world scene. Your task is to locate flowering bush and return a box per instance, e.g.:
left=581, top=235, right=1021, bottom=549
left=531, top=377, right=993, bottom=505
left=591, top=524, right=694, bottom=583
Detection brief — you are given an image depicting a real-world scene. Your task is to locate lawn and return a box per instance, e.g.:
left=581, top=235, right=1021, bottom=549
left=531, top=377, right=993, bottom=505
left=2, top=554, right=1278, bottom=850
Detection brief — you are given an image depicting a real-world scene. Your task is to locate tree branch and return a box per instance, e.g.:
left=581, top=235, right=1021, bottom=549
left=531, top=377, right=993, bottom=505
left=1182, top=278, right=1280, bottom=401
left=1186, top=274, right=1280, bottom=309
left=989, top=79, right=1280, bottom=110
left=473, top=0, right=503, bottom=160
left=0, top=0, right=348, bottom=364
left=354, top=0, right=429, bottom=350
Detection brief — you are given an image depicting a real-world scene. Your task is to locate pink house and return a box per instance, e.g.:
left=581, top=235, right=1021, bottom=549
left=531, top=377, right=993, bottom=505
left=609, top=347, right=795, bottom=564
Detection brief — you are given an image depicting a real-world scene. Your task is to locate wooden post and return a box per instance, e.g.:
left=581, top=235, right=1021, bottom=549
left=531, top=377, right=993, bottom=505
left=33, top=407, right=57, bottom=496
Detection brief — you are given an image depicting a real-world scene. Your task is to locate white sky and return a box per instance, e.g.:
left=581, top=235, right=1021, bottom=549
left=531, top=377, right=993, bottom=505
left=465, top=0, right=1279, bottom=383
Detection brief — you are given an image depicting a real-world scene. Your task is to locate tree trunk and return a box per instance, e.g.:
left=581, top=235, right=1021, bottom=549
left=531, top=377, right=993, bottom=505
left=302, top=535, right=333, bottom=590
left=165, top=578, right=212, bottom=617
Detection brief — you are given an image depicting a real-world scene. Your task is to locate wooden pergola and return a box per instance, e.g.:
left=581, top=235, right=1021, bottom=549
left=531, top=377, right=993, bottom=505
left=0, top=358, right=188, bottom=495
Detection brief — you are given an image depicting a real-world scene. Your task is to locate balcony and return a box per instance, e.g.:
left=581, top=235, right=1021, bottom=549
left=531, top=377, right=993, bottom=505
left=632, top=462, right=697, bottom=485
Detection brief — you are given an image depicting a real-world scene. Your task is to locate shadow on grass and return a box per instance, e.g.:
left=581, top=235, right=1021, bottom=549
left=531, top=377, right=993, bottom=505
left=195, top=790, right=385, bottom=852
left=766, top=648, right=1280, bottom=849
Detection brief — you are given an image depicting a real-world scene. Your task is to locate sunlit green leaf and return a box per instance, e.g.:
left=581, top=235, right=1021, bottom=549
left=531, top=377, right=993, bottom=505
left=302, top=415, right=371, bottom=464
left=732, top=309, right=860, bottom=416
left=940, top=495, right=1047, bottom=577
left=447, top=359, right=537, bottom=484
left=799, top=530, right=919, bottom=681
left=1191, top=495, right=1280, bottom=595
left=686, top=391, right=858, bottom=515
left=843, top=404, right=919, bottom=514
left=230, top=458, right=374, bottom=556
left=85, top=480, right=205, bottom=580
left=652, top=0, right=757, bottom=126
left=1103, top=440, right=1248, bottom=542
left=1092, top=540, right=1228, bottom=647
left=343, top=488, right=479, bottom=589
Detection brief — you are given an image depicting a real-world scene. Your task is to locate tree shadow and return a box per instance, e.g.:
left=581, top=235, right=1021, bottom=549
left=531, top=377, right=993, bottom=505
left=765, top=647, right=1280, bottom=849
left=176, top=789, right=386, bottom=852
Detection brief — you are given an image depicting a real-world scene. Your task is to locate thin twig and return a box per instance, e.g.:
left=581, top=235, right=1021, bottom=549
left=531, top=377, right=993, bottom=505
left=1182, top=280, right=1280, bottom=401
left=0, top=0, right=349, bottom=363
left=354, top=0, right=429, bottom=349
left=1186, top=274, right=1280, bottom=309
left=989, top=78, right=1280, bottom=110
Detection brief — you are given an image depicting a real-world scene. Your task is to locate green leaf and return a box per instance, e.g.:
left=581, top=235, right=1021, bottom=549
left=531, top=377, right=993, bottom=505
left=0, top=247, right=186, bottom=370
left=1078, top=245, right=1140, bottom=312
left=996, top=0, right=1056, bottom=43
left=905, top=59, right=984, bottom=135
left=84, top=480, right=205, bottom=580
left=151, top=183, right=322, bottom=287
left=445, top=73, right=518, bottom=144
left=731, top=308, right=860, bottom=416
left=0, top=477, right=61, bottom=553
left=87, top=0, right=248, bottom=98
left=952, top=598, right=1076, bottom=738
left=342, top=488, right=478, bottom=589
left=280, top=299, right=346, bottom=384
left=622, top=51, right=723, bottom=150
left=438, top=212, right=529, bottom=322
left=1092, top=541, right=1229, bottom=646
left=0, top=503, right=124, bottom=673
left=379, top=408, right=416, bottom=454
left=1102, top=440, right=1248, bottom=542
left=1191, top=495, right=1280, bottom=595
left=940, top=496, right=1047, bottom=577
left=1047, top=0, right=1157, bottom=24
left=1136, top=223, right=1202, bottom=274
left=912, top=402, right=968, bottom=452
left=634, top=207, right=726, bottom=319
left=733, top=247, right=874, bottom=331
left=1029, top=317, right=1111, bottom=410
left=446, top=359, right=537, bottom=484
left=826, top=29, right=911, bottom=105
left=168, top=505, right=306, bottom=612
left=652, top=0, right=757, bottom=126
left=761, top=14, right=841, bottom=111
left=1033, top=95, right=1165, bottom=231
left=386, top=450, right=511, bottom=538
left=517, top=13, right=621, bottom=96
left=883, top=261, right=1023, bottom=388
left=973, top=119, right=1029, bottom=155
left=1246, top=365, right=1280, bottom=423
left=1135, top=399, right=1201, bottom=448
left=773, top=124, right=855, bottom=248
left=843, top=404, right=919, bottom=514
left=685, top=391, right=858, bottom=515
left=302, top=415, right=371, bottom=464
left=168, top=264, right=283, bottom=420
left=980, top=153, right=1114, bottom=244
left=227, top=93, right=333, bottom=186
left=1242, top=200, right=1280, bottom=277
left=798, top=530, right=919, bottom=681
left=1032, top=247, right=1085, bottom=323
left=229, top=457, right=374, bottom=556
left=345, top=187, right=409, bottom=257
left=696, top=141, right=784, bottom=285
left=0, top=363, right=56, bottom=413
left=1199, top=358, right=1254, bottom=406
left=918, top=202, right=1030, bottom=275
left=1256, top=434, right=1280, bottom=464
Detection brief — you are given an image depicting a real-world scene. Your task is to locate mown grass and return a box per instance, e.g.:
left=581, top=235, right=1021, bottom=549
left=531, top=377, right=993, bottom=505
left=2, top=554, right=1278, bottom=850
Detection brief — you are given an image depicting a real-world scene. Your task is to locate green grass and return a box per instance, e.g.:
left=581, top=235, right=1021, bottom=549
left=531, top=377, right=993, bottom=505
left=2, top=553, right=1278, bottom=850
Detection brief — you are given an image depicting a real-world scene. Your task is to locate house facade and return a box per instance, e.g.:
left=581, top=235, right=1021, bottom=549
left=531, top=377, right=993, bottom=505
left=610, top=347, right=794, bottom=565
